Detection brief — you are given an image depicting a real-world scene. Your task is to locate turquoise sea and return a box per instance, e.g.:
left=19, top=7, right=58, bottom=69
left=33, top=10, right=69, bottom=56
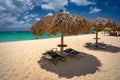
left=0, top=31, right=61, bottom=42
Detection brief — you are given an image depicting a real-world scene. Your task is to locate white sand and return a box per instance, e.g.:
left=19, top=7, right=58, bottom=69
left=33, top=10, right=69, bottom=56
left=0, top=33, right=120, bottom=80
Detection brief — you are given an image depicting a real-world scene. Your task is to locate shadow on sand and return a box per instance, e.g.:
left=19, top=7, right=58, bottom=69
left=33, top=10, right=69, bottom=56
left=38, top=52, right=102, bottom=78
left=84, top=45, right=120, bottom=53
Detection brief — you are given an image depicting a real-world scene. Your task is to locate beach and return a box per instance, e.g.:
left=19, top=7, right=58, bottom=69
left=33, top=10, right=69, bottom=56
left=0, top=33, right=120, bottom=80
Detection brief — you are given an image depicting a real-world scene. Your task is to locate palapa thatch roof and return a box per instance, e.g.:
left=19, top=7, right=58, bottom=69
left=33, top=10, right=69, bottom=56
left=89, top=17, right=117, bottom=44
left=30, top=13, right=90, bottom=36
left=90, top=17, right=117, bottom=28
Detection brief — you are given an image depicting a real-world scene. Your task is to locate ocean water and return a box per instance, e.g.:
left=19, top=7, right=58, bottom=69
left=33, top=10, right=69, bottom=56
left=0, top=31, right=61, bottom=42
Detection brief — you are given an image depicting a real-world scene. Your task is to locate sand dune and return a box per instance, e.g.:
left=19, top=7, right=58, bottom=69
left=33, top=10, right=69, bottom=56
left=0, top=33, right=120, bottom=80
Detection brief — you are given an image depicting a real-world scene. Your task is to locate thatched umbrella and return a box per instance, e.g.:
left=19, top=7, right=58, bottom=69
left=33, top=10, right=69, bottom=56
left=90, top=17, right=117, bottom=44
left=30, top=13, right=90, bottom=53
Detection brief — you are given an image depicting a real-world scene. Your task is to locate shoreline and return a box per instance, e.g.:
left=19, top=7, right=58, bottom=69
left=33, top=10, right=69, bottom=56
left=0, top=31, right=94, bottom=43
left=0, top=33, right=93, bottom=43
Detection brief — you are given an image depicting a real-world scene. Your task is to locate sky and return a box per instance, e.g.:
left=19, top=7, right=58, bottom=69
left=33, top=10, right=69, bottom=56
left=0, top=0, right=120, bottom=31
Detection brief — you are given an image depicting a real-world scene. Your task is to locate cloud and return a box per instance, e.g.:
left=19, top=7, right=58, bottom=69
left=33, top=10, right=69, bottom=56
left=0, top=12, right=39, bottom=31
left=0, top=0, right=37, bottom=31
left=0, top=18, right=32, bottom=31
left=23, top=13, right=40, bottom=22
left=45, top=11, right=69, bottom=17
left=23, top=16, right=29, bottom=20
left=63, top=10, right=70, bottom=14
left=46, top=12, right=53, bottom=16
left=89, top=7, right=101, bottom=14
left=23, top=14, right=38, bottom=20
left=0, top=14, right=31, bottom=28
left=0, top=0, right=34, bottom=14
left=29, top=14, right=37, bottom=17
left=0, top=0, right=35, bottom=19
left=35, top=18, right=41, bottom=21
left=40, top=0, right=68, bottom=11
left=0, top=15, right=17, bottom=26
left=70, top=0, right=96, bottom=6
left=0, top=5, right=6, bottom=11
left=0, top=0, right=69, bottom=31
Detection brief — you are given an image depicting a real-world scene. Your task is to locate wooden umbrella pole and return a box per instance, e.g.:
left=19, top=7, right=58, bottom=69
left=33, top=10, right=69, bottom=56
left=96, top=27, right=98, bottom=44
left=60, top=33, right=64, bottom=53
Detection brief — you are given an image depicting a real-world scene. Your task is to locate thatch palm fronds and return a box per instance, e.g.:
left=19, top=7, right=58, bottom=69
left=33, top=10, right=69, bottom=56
left=30, top=13, right=90, bottom=52
left=90, top=17, right=117, bottom=28
left=30, top=16, right=55, bottom=36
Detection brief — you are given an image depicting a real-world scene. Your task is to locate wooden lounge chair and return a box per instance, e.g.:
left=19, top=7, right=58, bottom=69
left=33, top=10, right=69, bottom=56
left=84, top=42, right=93, bottom=47
left=93, top=43, right=111, bottom=49
left=42, top=53, right=58, bottom=65
left=42, top=48, right=66, bottom=65
left=63, top=48, right=85, bottom=59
